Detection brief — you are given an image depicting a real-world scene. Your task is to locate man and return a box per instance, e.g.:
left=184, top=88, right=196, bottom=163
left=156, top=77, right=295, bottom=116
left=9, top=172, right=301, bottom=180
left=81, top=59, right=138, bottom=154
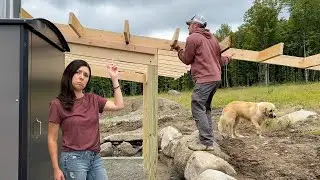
left=171, top=15, right=234, bottom=151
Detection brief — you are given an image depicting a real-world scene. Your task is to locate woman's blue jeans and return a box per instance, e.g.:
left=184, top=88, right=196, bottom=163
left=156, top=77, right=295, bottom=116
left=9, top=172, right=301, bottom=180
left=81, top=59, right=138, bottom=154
left=59, top=150, right=108, bottom=180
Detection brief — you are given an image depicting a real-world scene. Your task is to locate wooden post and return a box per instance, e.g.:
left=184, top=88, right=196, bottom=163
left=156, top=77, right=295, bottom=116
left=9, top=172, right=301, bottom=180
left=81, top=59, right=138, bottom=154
left=142, top=50, right=158, bottom=180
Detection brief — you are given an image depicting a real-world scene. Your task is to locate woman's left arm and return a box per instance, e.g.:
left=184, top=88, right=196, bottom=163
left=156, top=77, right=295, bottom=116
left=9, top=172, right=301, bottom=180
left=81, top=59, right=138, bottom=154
left=103, top=64, right=125, bottom=111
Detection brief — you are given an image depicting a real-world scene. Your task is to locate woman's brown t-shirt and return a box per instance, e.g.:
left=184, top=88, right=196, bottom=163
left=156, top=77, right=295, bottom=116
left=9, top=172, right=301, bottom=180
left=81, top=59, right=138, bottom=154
left=48, top=93, right=107, bottom=152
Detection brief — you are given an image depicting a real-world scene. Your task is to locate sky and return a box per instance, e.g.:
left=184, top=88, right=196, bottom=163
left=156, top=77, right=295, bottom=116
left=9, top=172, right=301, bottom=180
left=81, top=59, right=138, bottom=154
left=22, top=0, right=254, bottom=41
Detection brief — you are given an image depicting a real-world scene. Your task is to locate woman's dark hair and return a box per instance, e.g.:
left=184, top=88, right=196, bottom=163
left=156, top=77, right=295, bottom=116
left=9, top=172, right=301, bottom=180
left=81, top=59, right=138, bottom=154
left=57, top=59, right=91, bottom=111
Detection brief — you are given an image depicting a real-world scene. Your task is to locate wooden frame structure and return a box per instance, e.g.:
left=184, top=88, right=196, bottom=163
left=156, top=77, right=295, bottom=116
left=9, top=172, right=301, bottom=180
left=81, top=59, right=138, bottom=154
left=222, top=44, right=320, bottom=70
left=20, top=7, right=320, bottom=180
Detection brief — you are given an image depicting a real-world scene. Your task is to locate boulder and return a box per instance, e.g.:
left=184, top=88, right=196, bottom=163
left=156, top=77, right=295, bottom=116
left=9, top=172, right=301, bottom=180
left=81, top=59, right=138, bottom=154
left=184, top=151, right=237, bottom=180
left=159, top=126, right=183, bottom=157
left=100, top=142, right=114, bottom=157
left=173, top=130, right=230, bottom=178
left=196, top=169, right=237, bottom=180
left=168, top=90, right=181, bottom=96
left=115, top=141, right=141, bottom=156
left=102, top=128, right=142, bottom=142
left=277, top=109, right=318, bottom=124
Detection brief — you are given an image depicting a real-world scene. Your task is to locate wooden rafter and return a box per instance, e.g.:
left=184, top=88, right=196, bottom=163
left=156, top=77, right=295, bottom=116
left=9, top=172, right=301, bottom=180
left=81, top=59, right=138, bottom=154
left=68, top=12, right=84, bottom=37
left=124, top=20, right=130, bottom=44
left=263, top=54, right=320, bottom=69
left=68, top=43, right=157, bottom=65
left=301, top=54, right=320, bottom=68
left=220, top=36, right=232, bottom=53
left=222, top=43, right=284, bottom=63
left=308, top=64, right=320, bottom=71
left=222, top=48, right=259, bottom=62
left=65, top=53, right=186, bottom=78
left=257, top=43, right=284, bottom=62
left=67, top=37, right=157, bottom=55
left=66, top=59, right=146, bottom=83
left=20, top=8, right=32, bottom=18
left=170, top=28, right=180, bottom=50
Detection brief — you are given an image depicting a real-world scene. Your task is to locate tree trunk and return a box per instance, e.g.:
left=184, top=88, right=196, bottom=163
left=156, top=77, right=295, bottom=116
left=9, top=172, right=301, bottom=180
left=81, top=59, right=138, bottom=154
left=226, top=65, right=229, bottom=87
left=265, top=64, right=269, bottom=85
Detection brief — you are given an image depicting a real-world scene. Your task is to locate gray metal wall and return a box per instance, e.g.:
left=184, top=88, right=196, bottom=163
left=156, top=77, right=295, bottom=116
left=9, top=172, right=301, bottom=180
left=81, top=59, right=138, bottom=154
left=0, top=25, right=65, bottom=180
left=0, top=26, right=20, bottom=180
left=28, top=30, right=65, bottom=180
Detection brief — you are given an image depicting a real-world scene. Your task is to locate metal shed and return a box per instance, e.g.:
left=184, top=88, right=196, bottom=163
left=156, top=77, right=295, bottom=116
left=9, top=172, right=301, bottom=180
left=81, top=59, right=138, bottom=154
left=0, top=18, right=70, bottom=180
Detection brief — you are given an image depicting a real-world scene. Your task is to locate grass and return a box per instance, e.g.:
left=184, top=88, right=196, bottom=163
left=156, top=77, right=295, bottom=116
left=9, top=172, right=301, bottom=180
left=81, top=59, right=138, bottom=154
left=158, top=82, right=320, bottom=110
left=308, top=129, right=320, bottom=135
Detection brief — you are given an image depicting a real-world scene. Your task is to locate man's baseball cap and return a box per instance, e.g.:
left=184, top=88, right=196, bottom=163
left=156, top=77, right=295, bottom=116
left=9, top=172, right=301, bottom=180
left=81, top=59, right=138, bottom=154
left=186, top=14, right=207, bottom=27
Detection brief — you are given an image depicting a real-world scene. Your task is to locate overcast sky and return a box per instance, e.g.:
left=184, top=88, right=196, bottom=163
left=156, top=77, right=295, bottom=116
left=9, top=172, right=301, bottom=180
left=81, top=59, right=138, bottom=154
left=22, top=0, right=254, bottom=41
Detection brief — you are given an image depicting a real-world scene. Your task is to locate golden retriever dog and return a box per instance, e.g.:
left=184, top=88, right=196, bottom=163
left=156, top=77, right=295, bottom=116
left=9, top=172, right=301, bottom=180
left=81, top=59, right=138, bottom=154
left=218, top=101, right=276, bottom=138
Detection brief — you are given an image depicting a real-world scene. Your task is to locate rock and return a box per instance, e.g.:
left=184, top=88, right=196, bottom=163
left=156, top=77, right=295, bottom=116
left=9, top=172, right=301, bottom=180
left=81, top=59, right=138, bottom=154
left=102, top=128, right=142, bottom=142
left=276, top=106, right=303, bottom=117
left=173, top=133, right=198, bottom=178
left=276, top=109, right=318, bottom=125
left=158, top=128, right=165, bottom=149
left=196, top=169, right=237, bottom=180
left=115, top=142, right=140, bottom=156
left=168, top=90, right=181, bottom=96
left=100, top=142, right=114, bottom=157
left=159, top=152, right=174, bottom=166
left=163, top=136, right=182, bottom=158
left=184, top=151, right=237, bottom=180
left=173, top=131, right=230, bottom=178
left=160, top=126, right=183, bottom=157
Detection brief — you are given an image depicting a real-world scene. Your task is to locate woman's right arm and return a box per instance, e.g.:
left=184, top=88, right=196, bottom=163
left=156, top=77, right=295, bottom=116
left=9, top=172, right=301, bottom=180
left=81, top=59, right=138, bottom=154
left=48, top=122, right=61, bottom=170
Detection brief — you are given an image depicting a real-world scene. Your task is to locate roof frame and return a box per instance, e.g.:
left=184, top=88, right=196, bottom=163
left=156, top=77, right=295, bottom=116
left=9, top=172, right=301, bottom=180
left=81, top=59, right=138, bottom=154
left=20, top=8, right=232, bottom=80
left=21, top=8, right=320, bottom=76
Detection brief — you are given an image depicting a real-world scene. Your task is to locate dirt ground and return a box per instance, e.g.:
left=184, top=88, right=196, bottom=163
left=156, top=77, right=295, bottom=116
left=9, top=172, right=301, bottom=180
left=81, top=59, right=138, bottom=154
left=100, top=97, right=320, bottom=180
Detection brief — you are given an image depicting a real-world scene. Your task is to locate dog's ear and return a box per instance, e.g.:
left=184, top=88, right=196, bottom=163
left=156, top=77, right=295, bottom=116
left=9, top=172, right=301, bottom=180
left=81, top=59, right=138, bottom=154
left=258, top=103, right=266, bottom=112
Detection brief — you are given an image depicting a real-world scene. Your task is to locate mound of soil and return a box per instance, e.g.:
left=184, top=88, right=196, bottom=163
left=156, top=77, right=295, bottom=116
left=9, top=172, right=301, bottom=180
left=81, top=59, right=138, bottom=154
left=216, top=118, right=320, bottom=180
left=99, top=97, right=194, bottom=138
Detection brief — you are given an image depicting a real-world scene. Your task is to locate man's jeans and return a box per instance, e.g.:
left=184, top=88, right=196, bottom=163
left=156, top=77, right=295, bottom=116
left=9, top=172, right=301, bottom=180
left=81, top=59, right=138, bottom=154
left=59, top=150, right=108, bottom=180
left=191, top=81, right=220, bottom=146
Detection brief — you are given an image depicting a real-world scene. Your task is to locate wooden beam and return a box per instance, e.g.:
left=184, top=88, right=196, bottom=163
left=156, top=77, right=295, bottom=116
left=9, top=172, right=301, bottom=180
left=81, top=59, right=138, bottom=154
left=222, top=48, right=259, bottom=62
left=68, top=37, right=157, bottom=55
left=20, top=8, right=33, bottom=18
left=124, top=20, right=130, bottom=44
left=68, top=12, right=84, bottom=37
left=143, top=50, right=158, bottom=180
left=54, top=23, right=229, bottom=51
left=300, top=54, right=320, bottom=68
left=68, top=44, right=156, bottom=66
left=308, top=65, right=320, bottom=71
left=142, top=81, right=148, bottom=171
left=170, top=28, right=180, bottom=50
left=65, top=60, right=145, bottom=83
left=66, top=53, right=186, bottom=78
left=220, top=36, right=232, bottom=53
left=264, top=55, right=304, bottom=68
left=257, top=43, right=284, bottom=62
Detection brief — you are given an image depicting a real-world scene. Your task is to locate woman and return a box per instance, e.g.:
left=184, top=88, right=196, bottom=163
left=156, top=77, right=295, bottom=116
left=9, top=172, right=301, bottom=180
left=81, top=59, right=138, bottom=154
left=48, top=59, right=124, bottom=180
